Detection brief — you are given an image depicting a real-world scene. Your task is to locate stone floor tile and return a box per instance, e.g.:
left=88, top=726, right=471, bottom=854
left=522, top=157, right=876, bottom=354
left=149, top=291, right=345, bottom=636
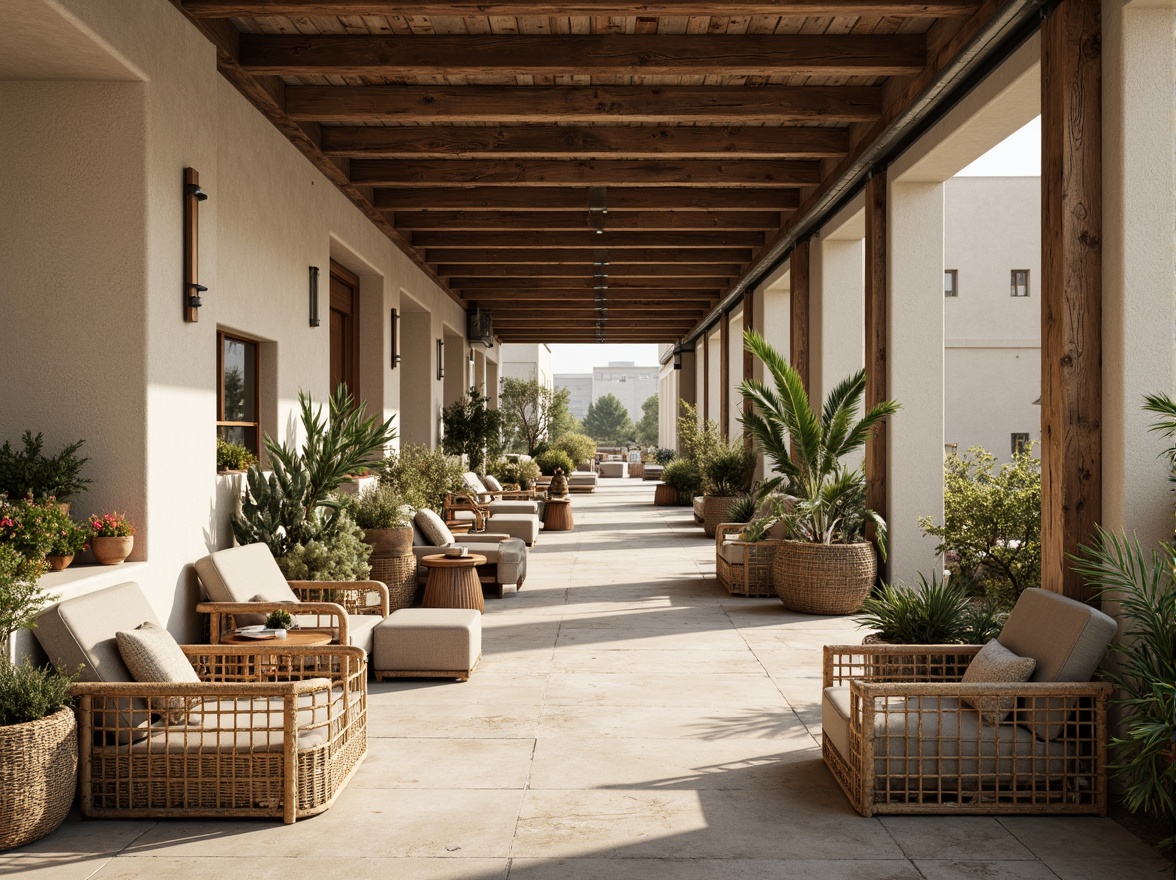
left=551, top=648, right=763, bottom=675
left=365, top=702, right=540, bottom=738
left=507, top=857, right=921, bottom=880
left=881, top=816, right=1035, bottom=860
left=538, top=704, right=806, bottom=741
left=354, top=737, right=535, bottom=789
left=997, top=816, right=1164, bottom=862
left=1042, top=857, right=1175, bottom=879
left=543, top=673, right=786, bottom=708
left=0, top=855, right=117, bottom=880
left=912, top=860, right=1061, bottom=880
left=90, top=857, right=508, bottom=880
left=370, top=673, right=549, bottom=705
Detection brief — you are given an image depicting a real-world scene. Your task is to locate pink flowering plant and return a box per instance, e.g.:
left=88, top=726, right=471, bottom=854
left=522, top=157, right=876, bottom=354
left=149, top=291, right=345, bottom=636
left=0, top=495, right=57, bottom=559
left=88, top=512, right=135, bottom=538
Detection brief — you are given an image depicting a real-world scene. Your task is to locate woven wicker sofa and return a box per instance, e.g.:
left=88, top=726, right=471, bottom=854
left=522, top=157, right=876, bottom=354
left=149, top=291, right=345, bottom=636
left=714, top=523, right=782, bottom=597
left=822, top=588, right=1116, bottom=816
left=35, top=581, right=367, bottom=824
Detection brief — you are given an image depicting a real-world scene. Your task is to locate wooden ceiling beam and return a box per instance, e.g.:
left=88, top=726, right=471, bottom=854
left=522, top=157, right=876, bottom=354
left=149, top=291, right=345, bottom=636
left=238, top=34, right=925, bottom=78
left=412, top=230, right=764, bottom=248
left=453, top=276, right=731, bottom=290
left=288, top=85, right=883, bottom=126
left=498, top=331, right=680, bottom=341
left=437, top=262, right=744, bottom=278
left=426, top=247, right=751, bottom=263
left=352, top=159, right=821, bottom=187
left=464, top=292, right=717, bottom=303
left=323, top=125, right=848, bottom=161
left=492, top=312, right=706, bottom=322
left=185, top=1, right=978, bottom=18
left=394, top=210, right=781, bottom=232
left=375, top=187, right=798, bottom=212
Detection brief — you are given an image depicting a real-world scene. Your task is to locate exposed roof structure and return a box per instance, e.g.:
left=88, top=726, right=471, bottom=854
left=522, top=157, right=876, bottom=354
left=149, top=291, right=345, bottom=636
left=175, top=0, right=1039, bottom=343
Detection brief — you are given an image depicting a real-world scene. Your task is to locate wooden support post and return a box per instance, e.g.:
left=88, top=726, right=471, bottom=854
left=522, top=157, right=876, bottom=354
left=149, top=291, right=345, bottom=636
left=864, top=170, right=888, bottom=574
left=1041, top=0, right=1102, bottom=601
left=702, top=328, right=710, bottom=422
left=790, top=238, right=812, bottom=399
left=720, top=312, right=730, bottom=437
left=742, top=290, right=755, bottom=449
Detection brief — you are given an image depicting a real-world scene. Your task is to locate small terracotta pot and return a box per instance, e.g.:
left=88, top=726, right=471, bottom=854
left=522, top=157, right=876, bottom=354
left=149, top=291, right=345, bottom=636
left=45, top=554, right=74, bottom=572
left=91, top=535, right=133, bottom=565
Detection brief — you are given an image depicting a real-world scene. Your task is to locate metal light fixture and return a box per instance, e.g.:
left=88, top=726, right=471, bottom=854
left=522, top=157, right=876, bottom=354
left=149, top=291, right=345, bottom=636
left=308, top=266, right=321, bottom=327
left=436, top=338, right=445, bottom=380
left=183, top=167, right=208, bottom=322
left=673, top=347, right=683, bottom=370
left=390, top=309, right=401, bottom=368
left=468, top=349, right=475, bottom=364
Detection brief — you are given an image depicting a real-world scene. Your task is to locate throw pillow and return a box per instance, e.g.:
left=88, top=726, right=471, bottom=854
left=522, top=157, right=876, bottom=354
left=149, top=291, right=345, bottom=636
left=483, top=474, right=504, bottom=492
left=961, top=638, right=1036, bottom=725
left=115, top=621, right=200, bottom=721
left=415, top=507, right=456, bottom=547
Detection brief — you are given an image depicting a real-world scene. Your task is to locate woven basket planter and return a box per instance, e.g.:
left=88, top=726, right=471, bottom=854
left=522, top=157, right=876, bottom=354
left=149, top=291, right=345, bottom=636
left=628, top=462, right=645, bottom=479
left=653, top=483, right=679, bottom=506
left=363, top=526, right=413, bottom=558
left=0, top=707, right=77, bottom=850
left=701, top=495, right=738, bottom=538
left=369, top=552, right=419, bottom=611
left=772, top=540, right=877, bottom=614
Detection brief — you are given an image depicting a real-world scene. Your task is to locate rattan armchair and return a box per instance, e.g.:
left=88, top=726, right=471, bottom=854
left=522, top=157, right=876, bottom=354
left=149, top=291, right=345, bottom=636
left=714, top=523, right=781, bottom=597
left=821, top=589, right=1116, bottom=817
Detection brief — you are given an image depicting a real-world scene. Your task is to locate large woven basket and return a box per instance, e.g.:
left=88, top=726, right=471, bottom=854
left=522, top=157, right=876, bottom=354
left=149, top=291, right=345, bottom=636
left=0, top=707, right=77, bottom=850
left=701, top=495, right=738, bottom=537
left=772, top=540, right=877, bottom=614
left=369, top=552, right=419, bottom=611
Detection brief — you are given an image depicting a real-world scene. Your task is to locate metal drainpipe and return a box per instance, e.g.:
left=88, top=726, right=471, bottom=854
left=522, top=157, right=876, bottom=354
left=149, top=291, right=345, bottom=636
left=677, top=0, right=1055, bottom=352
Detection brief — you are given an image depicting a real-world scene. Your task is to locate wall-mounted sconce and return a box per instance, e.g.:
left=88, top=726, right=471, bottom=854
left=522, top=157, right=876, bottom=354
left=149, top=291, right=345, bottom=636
left=436, top=338, right=445, bottom=380
left=308, top=266, right=321, bottom=327
left=468, top=349, right=475, bottom=365
left=390, top=309, right=401, bottom=368
left=673, top=347, right=683, bottom=370
left=183, top=168, right=208, bottom=322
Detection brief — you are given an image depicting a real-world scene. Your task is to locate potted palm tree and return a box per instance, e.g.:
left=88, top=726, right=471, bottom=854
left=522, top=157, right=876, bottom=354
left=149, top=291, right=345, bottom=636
left=739, top=330, right=899, bottom=614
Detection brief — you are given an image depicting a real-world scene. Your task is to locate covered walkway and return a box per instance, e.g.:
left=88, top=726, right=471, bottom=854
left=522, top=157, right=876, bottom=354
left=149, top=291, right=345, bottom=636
left=4, top=482, right=1167, bottom=879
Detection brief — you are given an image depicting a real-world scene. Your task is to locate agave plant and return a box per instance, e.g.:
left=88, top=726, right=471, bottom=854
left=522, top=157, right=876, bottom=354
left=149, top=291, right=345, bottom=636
left=739, top=329, right=899, bottom=557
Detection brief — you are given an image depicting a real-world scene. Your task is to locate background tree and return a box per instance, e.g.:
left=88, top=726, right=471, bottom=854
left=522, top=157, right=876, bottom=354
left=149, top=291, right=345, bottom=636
left=548, top=386, right=578, bottom=439
left=635, top=394, right=659, bottom=446
left=441, top=388, right=504, bottom=473
left=499, top=377, right=572, bottom=455
left=582, top=394, right=635, bottom=444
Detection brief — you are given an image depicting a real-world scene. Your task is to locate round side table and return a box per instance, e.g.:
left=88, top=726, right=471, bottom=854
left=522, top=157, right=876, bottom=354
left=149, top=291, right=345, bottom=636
left=421, top=553, right=487, bottom=613
left=544, top=498, right=574, bottom=531
left=221, top=630, right=332, bottom=647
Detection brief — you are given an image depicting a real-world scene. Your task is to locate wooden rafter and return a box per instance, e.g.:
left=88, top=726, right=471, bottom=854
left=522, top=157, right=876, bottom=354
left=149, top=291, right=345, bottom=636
left=424, top=247, right=753, bottom=264
left=373, top=187, right=800, bottom=212
left=392, top=211, right=782, bottom=232
left=452, top=276, right=732, bottom=290
left=437, top=263, right=744, bottom=279
left=238, top=34, right=926, bottom=78
left=412, top=230, right=764, bottom=248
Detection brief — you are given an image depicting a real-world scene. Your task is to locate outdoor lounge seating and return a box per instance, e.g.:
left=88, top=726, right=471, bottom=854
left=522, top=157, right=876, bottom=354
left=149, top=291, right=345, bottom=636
left=34, top=581, right=367, bottom=824
left=412, top=508, right=528, bottom=598
left=821, top=588, right=1117, bottom=816
left=714, top=523, right=783, bottom=597
left=462, top=472, right=540, bottom=515
left=567, top=471, right=597, bottom=493
left=599, top=460, right=627, bottom=478
left=445, top=490, right=541, bottom=545
left=194, top=543, right=389, bottom=655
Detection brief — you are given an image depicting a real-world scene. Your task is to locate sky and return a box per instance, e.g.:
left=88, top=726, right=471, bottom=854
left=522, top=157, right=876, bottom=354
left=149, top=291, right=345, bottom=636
left=548, top=117, right=1041, bottom=374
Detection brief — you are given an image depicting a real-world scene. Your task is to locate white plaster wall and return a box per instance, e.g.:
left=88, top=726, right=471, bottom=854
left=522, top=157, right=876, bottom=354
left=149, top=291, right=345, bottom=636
left=728, top=310, right=744, bottom=438
left=1101, top=0, right=1176, bottom=551
left=694, top=344, right=706, bottom=425
left=499, top=343, right=553, bottom=389
left=813, top=236, right=865, bottom=404
left=945, top=346, right=1042, bottom=457
left=706, top=328, right=722, bottom=426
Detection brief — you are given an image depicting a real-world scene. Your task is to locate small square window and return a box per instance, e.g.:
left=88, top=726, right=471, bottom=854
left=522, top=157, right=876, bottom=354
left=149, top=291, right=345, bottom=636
left=944, top=269, right=958, bottom=298
left=1011, top=433, right=1030, bottom=456
left=1011, top=270, right=1030, bottom=297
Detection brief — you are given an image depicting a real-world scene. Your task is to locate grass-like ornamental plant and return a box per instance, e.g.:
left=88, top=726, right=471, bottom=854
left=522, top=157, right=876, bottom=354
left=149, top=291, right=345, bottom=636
left=216, top=437, right=257, bottom=472
left=739, top=329, right=899, bottom=556
left=854, top=574, right=971, bottom=644
left=353, top=483, right=411, bottom=530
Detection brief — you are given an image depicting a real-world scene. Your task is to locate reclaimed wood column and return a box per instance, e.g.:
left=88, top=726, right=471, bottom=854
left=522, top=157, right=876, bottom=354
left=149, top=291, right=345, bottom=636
left=790, top=239, right=812, bottom=399
left=1041, top=0, right=1101, bottom=601
left=720, top=312, right=730, bottom=437
left=864, top=170, right=889, bottom=571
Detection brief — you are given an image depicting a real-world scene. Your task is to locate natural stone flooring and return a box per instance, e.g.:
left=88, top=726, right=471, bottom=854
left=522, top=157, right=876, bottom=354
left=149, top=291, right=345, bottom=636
left=3, top=480, right=1172, bottom=879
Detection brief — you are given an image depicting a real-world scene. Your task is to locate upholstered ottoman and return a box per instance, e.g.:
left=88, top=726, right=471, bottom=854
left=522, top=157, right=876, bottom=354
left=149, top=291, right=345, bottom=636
left=373, top=608, right=481, bottom=681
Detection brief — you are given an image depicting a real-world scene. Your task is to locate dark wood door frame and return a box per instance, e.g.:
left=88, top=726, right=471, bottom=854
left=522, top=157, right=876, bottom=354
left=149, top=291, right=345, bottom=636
left=330, top=260, right=361, bottom=400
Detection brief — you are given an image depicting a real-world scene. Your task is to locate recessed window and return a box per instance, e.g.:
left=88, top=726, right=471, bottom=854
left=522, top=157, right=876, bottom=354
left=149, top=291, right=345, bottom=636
left=217, top=331, right=260, bottom=454
left=1011, top=432, right=1030, bottom=456
left=1011, top=270, right=1030, bottom=297
left=944, top=269, right=958, bottom=298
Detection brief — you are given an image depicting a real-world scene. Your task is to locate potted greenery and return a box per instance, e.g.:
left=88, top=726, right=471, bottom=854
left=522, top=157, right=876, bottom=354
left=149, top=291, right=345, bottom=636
left=700, top=440, right=756, bottom=537
left=376, top=443, right=466, bottom=517
left=87, top=512, right=136, bottom=565
left=353, top=483, right=413, bottom=558
left=216, top=436, right=258, bottom=473
left=0, top=431, right=90, bottom=508
left=0, top=544, right=76, bottom=850
left=854, top=575, right=1005, bottom=645
left=552, top=433, right=596, bottom=472
left=740, top=330, right=899, bottom=614
left=535, top=449, right=575, bottom=478
left=441, top=389, right=504, bottom=474
left=41, top=505, right=89, bottom=571
left=659, top=459, right=701, bottom=506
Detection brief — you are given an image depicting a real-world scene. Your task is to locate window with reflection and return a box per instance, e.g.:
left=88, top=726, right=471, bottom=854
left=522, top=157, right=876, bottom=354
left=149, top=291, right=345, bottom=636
left=217, top=331, right=259, bottom=454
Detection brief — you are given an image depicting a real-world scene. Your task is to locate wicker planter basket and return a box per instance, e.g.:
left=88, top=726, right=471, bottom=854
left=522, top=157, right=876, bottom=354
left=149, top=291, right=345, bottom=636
left=0, top=707, right=77, bottom=850
left=368, top=552, right=419, bottom=611
left=628, top=462, right=645, bottom=479
left=701, top=495, right=738, bottom=538
left=363, top=526, right=413, bottom=558
left=653, top=483, right=679, bottom=506
left=772, top=540, right=877, bottom=614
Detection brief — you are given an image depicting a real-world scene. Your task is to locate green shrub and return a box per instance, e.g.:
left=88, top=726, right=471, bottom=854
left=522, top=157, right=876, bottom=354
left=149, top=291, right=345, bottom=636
left=216, top=437, right=257, bottom=472
left=353, top=483, right=411, bottom=530
left=676, top=402, right=724, bottom=468
left=0, top=658, right=75, bottom=727
left=702, top=441, right=755, bottom=496
left=275, top=506, right=371, bottom=581
left=376, top=444, right=467, bottom=515
left=0, top=431, right=91, bottom=503
left=919, top=445, right=1041, bottom=598
left=854, top=575, right=971, bottom=644
left=662, top=459, right=702, bottom=503
left=654, top=447, right=676, bottom=466
left=535, top=449, right=575, bottom=476
left=492, top=459, right=541, bottom=490
left=552, top=432, right=596, bottom=468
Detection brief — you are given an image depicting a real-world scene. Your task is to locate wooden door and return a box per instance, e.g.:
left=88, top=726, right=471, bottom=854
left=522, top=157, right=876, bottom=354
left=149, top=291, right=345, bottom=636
left=329, top=261, right=360, bottom=399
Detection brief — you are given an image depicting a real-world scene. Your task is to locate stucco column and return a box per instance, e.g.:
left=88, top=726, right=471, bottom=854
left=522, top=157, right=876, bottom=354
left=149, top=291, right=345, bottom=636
left=812, top=235, right=866, bottom=415
left=1101, top=0, right=1176, bottom=550
left=887, top=180, right=946, bottom=583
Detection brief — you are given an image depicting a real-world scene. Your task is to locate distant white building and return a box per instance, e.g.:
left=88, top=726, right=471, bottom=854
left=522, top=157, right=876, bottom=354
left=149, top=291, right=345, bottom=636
left=498, top=343, right=553, bottom=390
left=555, top=361, right=658, bottom=422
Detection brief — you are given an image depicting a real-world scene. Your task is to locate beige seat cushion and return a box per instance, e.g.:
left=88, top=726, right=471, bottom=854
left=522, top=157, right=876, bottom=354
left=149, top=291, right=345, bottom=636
left=960, top=639, right=1036, bottom=725
left=116, top=621, right=201, bottom=717
left=718, top=541, right=745, bottom=565
left=822, top=686, right=1068, bottom=789
left=997, top=588, right=1117, bottom=741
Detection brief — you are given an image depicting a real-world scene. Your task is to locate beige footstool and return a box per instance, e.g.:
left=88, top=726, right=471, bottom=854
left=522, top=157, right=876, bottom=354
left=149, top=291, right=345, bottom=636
left=373, top=608, right=482, bottom=682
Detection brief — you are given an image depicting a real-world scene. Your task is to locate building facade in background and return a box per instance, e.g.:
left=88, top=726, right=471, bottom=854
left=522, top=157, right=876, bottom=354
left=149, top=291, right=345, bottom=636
left=556, top=362, right=658, bottom=423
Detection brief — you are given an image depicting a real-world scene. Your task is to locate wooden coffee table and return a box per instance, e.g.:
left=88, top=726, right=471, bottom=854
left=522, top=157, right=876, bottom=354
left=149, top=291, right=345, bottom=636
left=544, top=498, right=574, bottom=531
left=222, top=630, right=332, bottom=647
left=421, top=553, right=487, bottom=613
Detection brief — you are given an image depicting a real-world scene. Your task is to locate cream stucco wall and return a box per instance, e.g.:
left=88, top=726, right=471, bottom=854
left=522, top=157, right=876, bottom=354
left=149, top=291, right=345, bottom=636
left=1, top=0, right=470, bottom=641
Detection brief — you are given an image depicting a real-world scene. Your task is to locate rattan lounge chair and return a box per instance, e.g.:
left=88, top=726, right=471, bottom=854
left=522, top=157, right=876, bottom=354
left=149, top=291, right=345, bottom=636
left=822, top=588, right=1116, bottom=816
left=35, top=581, right=367, bottom=824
